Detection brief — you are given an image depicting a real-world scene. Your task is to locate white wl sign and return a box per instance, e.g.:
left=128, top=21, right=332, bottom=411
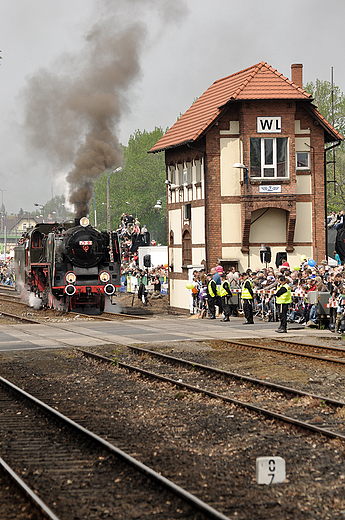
left=257, top=117, right=281, bottom=133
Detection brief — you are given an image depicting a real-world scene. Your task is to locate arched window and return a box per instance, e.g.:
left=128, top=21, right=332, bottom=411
left=169, top=230, right=174, bottom=246
left=195, top=158, right=202, bottom=183
left=176, top=163, right=183, bottom=186
left=168, top=164, right=175, bottom=185
left=182, top=229, right=192, bottom=266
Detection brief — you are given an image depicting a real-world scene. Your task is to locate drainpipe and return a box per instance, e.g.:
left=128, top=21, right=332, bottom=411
left=305, top=143, right=317, bottom=261
left=324, top=141, right=341, bottom=260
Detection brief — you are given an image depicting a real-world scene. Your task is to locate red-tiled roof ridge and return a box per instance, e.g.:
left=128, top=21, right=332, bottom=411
left=230, top=61, right=265, bottom=99
left=212, top=61, right=262, bottom=86
left=255, top=62, right=310, bottom=98
left=149, top=62, right=334, bottom=153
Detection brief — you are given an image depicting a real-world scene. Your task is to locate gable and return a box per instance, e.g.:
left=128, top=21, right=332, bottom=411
left=149, top=62, right=341, bottom=153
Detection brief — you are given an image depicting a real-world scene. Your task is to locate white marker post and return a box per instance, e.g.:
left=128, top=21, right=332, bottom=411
left=256, top=457, right=286, bottom=485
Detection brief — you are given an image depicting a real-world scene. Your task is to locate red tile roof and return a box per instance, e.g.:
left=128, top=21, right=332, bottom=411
left=149, top=61, right=342, bottom=152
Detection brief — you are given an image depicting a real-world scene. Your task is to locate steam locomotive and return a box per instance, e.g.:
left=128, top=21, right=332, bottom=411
left=335, top=226, right=345, bottom=263
left=14, top=217, right=121, bottom=313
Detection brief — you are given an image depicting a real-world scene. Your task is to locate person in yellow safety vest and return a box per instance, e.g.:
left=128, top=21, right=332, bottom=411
left=275, top=275, right=292, bottom=333
left=241, top=272, right=254, bottom=324
left=218, top=272, right=233, bottom=322
left=207, top=273, right=218, bottom=319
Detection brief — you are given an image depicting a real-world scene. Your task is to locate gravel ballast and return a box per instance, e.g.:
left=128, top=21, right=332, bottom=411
left=1, top=340, right=345, bottom=519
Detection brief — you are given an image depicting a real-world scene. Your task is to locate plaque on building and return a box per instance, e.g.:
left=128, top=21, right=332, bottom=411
left=259, top=185, right=282, bottom=193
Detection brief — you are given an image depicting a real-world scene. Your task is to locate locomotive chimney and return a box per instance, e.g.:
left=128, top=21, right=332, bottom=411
left=291, top=63, right=303, bottom=88
left=75, top=217, right=80, bottom=227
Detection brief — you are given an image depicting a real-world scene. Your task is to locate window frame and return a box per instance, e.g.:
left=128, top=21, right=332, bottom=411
left=195, top=159, right=202, bottom=183
left=296, top=151, right=310, bottom=170
left=182, top=229, right=192, bottom=266
left=168, top=165, right=175, bottom=185
left=250, top=137, right=289, bottom=179
left=31, top=231, right=41, bottom=249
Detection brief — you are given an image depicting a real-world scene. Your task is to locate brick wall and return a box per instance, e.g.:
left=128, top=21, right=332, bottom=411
left=165, top=99, right=329, bottom=274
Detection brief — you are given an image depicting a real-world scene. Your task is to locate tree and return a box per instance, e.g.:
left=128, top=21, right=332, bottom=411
left=43, top=195, right=72, bottom=221
left=305, top=79, right=345, bottom=139
left=304, top=80, right=345, bottom=211
left=93, top=127, right=167, bottom=244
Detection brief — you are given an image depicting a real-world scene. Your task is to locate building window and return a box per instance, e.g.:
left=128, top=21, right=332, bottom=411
left=195, top=159, right=201, bottom=183
left=176, top=163, right=183, bottom=185
left=168, top=165, right=175, bottom=185
left=182, top=229, right=192, bottom=265
left=186, top=162, right=192, bottom=184
left=296, top=151, right=310, bottom=169
left=183, top=168, right=188, bottom=184
left=184, top=203, right=191, bottom=220
left=250, top=137, right=288, bottom=178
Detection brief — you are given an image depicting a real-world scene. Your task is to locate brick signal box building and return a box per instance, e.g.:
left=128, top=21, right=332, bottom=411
left=149, top=62, right=342, bottom=312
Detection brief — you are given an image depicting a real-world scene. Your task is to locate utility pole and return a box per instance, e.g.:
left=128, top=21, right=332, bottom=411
left=107, top=166, right=123, bottom=260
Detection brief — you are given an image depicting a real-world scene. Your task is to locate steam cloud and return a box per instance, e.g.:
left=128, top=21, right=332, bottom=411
left=21, top=0, right=188, bottom=218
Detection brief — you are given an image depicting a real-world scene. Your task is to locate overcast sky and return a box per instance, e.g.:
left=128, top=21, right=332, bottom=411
left=1, top=0, right=345, bottom=214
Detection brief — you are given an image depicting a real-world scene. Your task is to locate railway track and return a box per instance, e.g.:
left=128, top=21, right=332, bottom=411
left=0, top=459, right=48, bottom=520
left=80, top=310, right=147, bottom=321
left=0, top=290, right=147, bottom=322
left=0, top=458, right=58, bottom=520
left=221, top=338, right=345, bottom=365
left=77, top=346, right=345, bottom=442
left=0, top=375, right=230, bottom=520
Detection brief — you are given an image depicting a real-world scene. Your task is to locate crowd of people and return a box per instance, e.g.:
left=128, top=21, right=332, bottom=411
left=190, top=257, right=345, bottom=333
left=116, top=213, right=168, bottom=298
left=327, top=210, right=345, bottom=230
left=0, top=262, right=14, bottom=285
left=116, top=213, right=149, bottom=270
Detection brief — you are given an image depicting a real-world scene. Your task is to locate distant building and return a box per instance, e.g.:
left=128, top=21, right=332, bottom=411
left=0, top=214, right=43, bottom=252
left=149, top=62, right=343, bottom=312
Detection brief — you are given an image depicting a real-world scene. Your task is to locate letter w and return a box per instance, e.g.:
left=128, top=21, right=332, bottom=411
left=260, top=119, right=273, bottom=130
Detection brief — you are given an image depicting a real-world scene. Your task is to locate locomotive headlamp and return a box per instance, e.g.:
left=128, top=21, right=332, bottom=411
left=65, top=284, right=76, bottom=296
left=99, top=271, right=110, bottom=283
left=66, top=271, right=77, bottom=284
left=104, top=284, right=115, bottom=295
left=80, top=217, right=89, bottom=227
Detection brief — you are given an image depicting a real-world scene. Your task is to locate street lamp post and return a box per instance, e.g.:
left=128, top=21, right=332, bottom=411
left=4, top=212, right=6, bottom=261
left=233, top=163, right=249, bottom=189
left=107, top=166, right=123, bottom=261
left=154, top=195, right=168, bottom=209
left=0, top=189, right=6, bottom=254
left=93, top=192, right=97, bottom=229
left=107, top=166, right=123, bottom=234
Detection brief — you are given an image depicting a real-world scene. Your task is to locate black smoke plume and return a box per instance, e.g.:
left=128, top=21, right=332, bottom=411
left=21, top=0, right=188, bottom=217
